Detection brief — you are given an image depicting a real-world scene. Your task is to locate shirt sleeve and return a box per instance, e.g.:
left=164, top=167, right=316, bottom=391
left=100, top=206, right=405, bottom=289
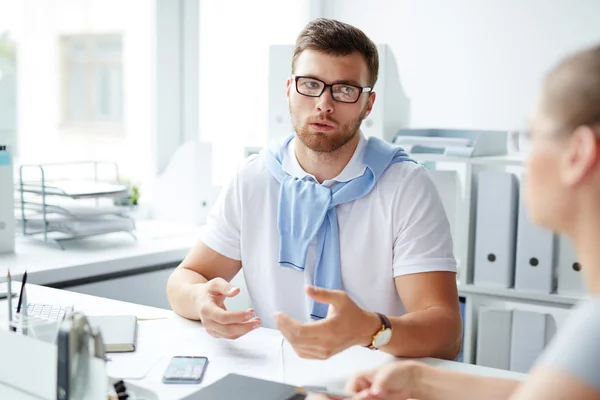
left=200, top=166, right=242, bottom=261
left=391, top=165, right=457, bottom=277
left=536, top=298, right=600, bottom=392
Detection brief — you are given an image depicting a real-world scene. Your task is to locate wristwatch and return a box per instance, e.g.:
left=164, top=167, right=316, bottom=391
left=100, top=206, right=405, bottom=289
left=368, top=312, right=392, bottom=349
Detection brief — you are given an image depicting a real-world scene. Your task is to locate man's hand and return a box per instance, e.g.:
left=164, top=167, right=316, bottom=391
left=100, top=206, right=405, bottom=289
left=274, top=286, right=381, bottom=360
left=195, top=278, right=261, bottom=339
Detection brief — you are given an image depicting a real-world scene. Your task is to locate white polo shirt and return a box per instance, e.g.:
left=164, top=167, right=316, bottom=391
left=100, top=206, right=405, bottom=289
left=202, top=134, right=456, bottom=328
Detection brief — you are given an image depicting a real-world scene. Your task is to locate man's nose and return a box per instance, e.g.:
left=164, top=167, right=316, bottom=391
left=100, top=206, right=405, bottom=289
left=316, top=87, right=335, bottom=114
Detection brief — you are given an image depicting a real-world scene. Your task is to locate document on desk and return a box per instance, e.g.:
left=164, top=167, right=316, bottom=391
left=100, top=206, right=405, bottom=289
left=199, top=328, right=285, bottom=386
left=130, top=318, right=285, bottom=387
left=106, top=351, right=165, bottom=380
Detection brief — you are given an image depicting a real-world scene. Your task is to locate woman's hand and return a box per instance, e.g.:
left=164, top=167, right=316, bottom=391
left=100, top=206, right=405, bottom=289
left=345, top=361, right=422, bottom=400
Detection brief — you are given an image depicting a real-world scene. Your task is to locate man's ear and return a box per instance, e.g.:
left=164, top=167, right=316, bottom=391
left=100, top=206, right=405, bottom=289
left=561, top=125, right=599, bottom=186
left=286, top=77, right=292, bottom=99
left=363, top=92, right=376, bottom=120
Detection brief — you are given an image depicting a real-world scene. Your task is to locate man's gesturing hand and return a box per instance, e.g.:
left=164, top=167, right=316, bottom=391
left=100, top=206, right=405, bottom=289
left=195, top=278, right=260, bottom=339
left=274, top=286, right=380, bottom=360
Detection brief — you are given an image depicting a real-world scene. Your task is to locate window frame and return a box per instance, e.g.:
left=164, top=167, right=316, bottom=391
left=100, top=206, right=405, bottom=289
left=59, top=33, right=124, bottom=133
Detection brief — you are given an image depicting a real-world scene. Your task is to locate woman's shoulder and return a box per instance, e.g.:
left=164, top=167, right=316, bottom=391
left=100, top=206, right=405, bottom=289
left=536, top=297, right=600, bottom=391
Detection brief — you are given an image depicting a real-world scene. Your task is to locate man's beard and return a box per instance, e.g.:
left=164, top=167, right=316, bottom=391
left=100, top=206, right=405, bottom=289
left=291, top=107, right=368, bottom=153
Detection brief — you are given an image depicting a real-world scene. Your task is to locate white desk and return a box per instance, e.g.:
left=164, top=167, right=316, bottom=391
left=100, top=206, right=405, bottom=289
left=0, top=220, right=202, bottom=309
left=5, top=284, right=525, bottom=400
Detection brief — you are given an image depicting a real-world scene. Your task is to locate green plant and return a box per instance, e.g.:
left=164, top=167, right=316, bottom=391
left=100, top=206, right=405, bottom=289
left=130, top=185, right=140, bottom=206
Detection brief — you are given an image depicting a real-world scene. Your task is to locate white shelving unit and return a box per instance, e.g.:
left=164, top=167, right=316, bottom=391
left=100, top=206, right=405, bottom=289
left=416, top=152, right=587, bottom=366
left=458, top=284, right=584, bottom=306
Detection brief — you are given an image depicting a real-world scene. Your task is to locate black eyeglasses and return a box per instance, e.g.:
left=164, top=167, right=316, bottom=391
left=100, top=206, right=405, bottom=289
left=292, top=75, right=372, bottom=104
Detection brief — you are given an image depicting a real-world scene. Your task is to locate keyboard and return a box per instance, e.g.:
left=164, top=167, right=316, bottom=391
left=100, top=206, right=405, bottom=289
left=26, top=303, right=74, bottom=320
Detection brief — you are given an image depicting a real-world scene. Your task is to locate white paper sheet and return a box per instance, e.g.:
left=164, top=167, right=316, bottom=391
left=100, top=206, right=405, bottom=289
left=114, top=317, right=284, bottom=395
left=198, top=328, right=285, bottom=385
left=106, top=352, right=165, bottom=380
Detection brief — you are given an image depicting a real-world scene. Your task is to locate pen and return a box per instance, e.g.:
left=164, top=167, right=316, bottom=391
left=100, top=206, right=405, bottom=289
left=7, top=269, right=12, bottom=328
left=16, top=270, right=27, bottom=314
left=301, top=386, right=349, bottom=399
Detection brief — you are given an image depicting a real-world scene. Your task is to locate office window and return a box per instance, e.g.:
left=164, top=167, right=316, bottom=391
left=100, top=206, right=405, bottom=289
left=0, top=31, right=17, bottom=150
left=61, top=35, right=123, bottom=124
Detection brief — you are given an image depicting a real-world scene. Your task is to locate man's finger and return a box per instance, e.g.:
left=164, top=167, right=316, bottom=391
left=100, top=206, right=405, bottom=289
left=204, top=304, right=255, bottom=324
left=273, top=312, right=301, bottom=333
left=207, top=317, right=261, bottom=339
left=305, top=285, right=347, bottom=307
left=207, top=277, right=240, bottom=297
left=293, top=346, right=332, bottom=360
left=273, top=312, right=323, bottom=339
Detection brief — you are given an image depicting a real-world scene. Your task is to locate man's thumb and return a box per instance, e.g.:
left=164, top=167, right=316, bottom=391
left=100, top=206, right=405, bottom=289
left=208, top=278, right=239, bottom=297
left=305, top=285, right=346, bottom=306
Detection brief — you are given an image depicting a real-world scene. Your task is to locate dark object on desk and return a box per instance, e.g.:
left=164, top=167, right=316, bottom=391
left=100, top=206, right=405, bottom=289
left=16, top=270, right=28, bottom=313
left=181, top=374, right=306, bottom=400
left=87, top=315, right=137, bottom=353
left=113, top=380, right=130, bottom=400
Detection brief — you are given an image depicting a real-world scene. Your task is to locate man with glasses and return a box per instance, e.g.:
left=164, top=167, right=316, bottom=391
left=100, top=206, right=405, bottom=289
left=167, top=18, right=461, bottom=361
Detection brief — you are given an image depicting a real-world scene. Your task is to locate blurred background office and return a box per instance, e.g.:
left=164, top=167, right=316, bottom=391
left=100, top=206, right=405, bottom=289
left=1, top=0, right=598, bottom=195
left=1, top=0, right=600, bottom=373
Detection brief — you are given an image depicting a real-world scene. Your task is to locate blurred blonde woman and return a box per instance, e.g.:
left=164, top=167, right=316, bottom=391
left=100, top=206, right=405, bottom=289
left=344, top=43, right=600, bottom=400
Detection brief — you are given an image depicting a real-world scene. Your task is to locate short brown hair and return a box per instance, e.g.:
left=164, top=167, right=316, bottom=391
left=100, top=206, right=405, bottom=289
left=291, top=18, right=379, bottom=88
left=544, top=44, right=600, bottom=132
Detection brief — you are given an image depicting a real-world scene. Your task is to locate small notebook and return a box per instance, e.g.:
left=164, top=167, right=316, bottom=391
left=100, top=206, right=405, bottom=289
left=87, top=315, right=137, bottom=353
left=183, top=374, right=306, bottom=400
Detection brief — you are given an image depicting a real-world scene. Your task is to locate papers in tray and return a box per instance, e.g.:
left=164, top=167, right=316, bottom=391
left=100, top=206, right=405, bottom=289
left=19, top=214, right=135, bottom=236
left=20, top=180, right=130, bottom=199
left=393, top=135, right=472, bottom=148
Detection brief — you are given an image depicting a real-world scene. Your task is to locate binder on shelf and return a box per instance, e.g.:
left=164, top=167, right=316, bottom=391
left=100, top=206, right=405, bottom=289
left=514, top=177, right=557, bottom=293
left=509, top=310, right=555, bottom=373
left=473, top=171, right=519, bottom=288
left=476, top=308, right=513, bottom=369
left=268, top=45, right=294, bottom=144
left=360, top=44, right=409, bottom=142
left=456, top=297, right=466, bottom=362
left=556, top=235, right=586, bottom=296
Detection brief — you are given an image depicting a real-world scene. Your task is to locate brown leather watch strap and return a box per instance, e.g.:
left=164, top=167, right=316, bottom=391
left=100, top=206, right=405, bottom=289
left=377, top=312, right=392, bottom=330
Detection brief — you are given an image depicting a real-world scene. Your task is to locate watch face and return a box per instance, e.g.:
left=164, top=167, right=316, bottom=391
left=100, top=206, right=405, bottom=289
left=374, top=328, right=392, bottom=347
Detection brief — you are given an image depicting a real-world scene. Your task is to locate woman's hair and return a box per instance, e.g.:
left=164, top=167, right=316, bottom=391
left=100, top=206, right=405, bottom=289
left=544, top=44, right=600, bottom=132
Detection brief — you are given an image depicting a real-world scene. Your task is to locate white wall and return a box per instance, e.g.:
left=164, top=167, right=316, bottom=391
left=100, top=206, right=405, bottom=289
left=16, top=0, right=155, bottom=195
left=323, top=0, right=600, bottom=131
left=198, top=0, right=312, bottom=184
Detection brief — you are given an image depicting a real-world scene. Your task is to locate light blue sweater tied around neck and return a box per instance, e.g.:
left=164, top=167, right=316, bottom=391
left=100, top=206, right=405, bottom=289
left=260, top=133, right=414, bottom=319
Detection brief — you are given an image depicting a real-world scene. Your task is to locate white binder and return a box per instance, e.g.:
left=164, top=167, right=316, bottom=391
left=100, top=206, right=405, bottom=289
left=476, top=308, right=513, bottom=369
left=556, top=235, right=586, bottom=296
left=510, top=310, right=555, bottom=373
left=359, top=44, right=408, bottom=142
left=268, top=44, right=294, bottom=143
left=474, top=171, right=519, bottom=288
left=514, top=178, right=557, bottom=293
